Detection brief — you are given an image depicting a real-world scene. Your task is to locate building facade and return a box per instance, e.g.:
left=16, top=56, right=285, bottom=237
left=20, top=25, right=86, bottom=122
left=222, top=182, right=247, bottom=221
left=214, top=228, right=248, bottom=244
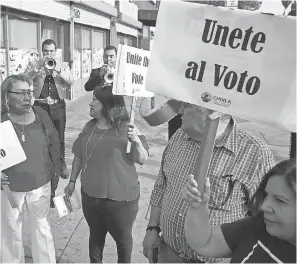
left=1, top=0, right=152, bottom=99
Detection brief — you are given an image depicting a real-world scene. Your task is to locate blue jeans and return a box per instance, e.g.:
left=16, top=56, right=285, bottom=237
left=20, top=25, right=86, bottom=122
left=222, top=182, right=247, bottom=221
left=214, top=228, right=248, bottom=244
left=81, top=189, right=139, bottom=263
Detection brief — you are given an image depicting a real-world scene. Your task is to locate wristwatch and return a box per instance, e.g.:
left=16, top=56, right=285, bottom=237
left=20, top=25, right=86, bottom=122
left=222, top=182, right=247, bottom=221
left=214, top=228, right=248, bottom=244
left=146, top=226, right=161, bottom=233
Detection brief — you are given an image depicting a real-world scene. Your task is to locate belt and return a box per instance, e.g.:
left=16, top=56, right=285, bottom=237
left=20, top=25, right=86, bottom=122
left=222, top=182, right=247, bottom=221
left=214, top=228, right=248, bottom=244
left=35, top=97, right=62, bottom=105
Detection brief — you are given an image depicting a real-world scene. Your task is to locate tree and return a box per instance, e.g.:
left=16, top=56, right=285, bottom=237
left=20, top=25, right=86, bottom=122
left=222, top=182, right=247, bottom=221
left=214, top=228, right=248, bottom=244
left=238, top=0, right=262, bottom=10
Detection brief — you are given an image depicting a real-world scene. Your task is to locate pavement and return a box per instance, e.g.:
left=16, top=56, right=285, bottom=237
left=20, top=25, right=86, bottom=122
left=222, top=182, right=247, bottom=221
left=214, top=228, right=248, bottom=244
left=22, top=92, right=290, bottom=263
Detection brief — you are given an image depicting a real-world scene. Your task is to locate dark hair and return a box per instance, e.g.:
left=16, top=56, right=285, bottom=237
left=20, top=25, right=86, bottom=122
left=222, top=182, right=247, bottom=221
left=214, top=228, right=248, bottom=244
left=104, top=46, right=117, bottom=55
left=42, top=39, right=57, bottom=51
left=248, top=159, right=296, bottom=215
left=93, top=86, right=129, bottom=125
left=1, top=74, right=31, bottom=113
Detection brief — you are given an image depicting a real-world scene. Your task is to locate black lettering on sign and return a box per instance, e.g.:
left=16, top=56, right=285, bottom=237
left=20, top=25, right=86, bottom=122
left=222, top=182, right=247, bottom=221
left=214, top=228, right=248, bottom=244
left=214, top=64, right=260, bottom=95
left=185, top=61, right=206, bottom=82
left=132, top=73, right=144, bottom=85
left=0, top=149, right=6, bottom=157
left=143, top=56, right=150, bottom=67
left=202, top=19, right=266, bottom=53
left=126, top=52, right=142, bottom=65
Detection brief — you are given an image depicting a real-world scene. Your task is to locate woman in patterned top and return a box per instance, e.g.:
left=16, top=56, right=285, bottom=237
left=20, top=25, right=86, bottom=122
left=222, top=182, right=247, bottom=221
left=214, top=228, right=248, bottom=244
left=64, top=86, right=149, bottom=263
left=183, top=159, right=296, bottom=263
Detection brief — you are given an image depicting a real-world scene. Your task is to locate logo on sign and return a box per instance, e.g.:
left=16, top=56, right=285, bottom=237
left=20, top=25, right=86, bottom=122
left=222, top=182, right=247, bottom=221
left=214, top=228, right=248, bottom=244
left=201, top=92, right=212, bottom=103
left=213, top=96, right=231, bottom=108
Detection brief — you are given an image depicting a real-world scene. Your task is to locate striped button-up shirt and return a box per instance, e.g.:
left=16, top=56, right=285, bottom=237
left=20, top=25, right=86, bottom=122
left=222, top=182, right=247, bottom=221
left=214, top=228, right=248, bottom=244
left=150, top=121, right=276, bottom=262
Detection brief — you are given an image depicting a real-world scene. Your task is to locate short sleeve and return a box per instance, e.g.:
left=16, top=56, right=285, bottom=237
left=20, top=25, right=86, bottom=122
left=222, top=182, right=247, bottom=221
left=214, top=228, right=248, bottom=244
left=72, top=134, right=83, bottom=159
left=71, top=121, right=93, bottom=159
left=221, top=216, right=257, bottom=252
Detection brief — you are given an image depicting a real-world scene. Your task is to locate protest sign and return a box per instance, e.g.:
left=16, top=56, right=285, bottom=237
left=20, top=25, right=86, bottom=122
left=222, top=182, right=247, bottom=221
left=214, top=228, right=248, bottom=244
left=146, top=1, right=296, bottom=132
left=113, top=44, right=154, bottom=98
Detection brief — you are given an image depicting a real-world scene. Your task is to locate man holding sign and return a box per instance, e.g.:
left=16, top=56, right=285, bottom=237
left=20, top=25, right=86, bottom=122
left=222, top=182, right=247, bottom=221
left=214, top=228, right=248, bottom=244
left=143, top=104, right=275, bottom=263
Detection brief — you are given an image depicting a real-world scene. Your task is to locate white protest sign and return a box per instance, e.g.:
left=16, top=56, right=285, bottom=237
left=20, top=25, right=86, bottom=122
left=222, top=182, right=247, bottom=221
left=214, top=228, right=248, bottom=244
left=113, top=44, right=154, bottom=97
left=145, top=1, right=296, bottom=132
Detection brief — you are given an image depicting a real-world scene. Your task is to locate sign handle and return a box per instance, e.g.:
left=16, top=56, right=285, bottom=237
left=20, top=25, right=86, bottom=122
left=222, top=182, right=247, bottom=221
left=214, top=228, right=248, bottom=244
left=2, top=184, right=18, bottom=210
left=126, top=96, right=137, bottom=153
left=194, top=116, right=220, bottom=193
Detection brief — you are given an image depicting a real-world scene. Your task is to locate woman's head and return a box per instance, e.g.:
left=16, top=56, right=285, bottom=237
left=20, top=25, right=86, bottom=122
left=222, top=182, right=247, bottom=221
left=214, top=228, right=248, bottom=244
left=250, top=159, right=296, bottom=244
left=1, top=74, right=33, bottom=114
left=89, top=86, right=129, bottom=125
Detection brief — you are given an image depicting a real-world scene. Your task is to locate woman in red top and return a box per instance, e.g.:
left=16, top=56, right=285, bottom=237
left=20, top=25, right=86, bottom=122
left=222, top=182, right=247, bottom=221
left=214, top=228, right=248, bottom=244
left=184, top=159, right=296, bottom=263
left=65, top=86, right=149, bottom=263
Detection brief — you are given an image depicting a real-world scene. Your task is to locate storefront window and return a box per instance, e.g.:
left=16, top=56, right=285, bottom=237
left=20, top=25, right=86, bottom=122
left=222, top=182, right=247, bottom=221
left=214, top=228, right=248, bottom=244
left=41, top=20, right=65, bottom=62
left=82, top=27, right=91, bottom=78
left=8, top=16, right=38, bottom=75
left=117, top=34, right=133, bottom=47
left=1, top=15, right=6, bottom=81
left=74, top=26, right=82, bottom=80
left=92, top=30, right=105, bottom=69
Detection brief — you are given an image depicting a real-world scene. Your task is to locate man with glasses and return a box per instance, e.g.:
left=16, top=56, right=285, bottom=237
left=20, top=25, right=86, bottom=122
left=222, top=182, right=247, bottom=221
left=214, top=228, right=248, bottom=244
left=143, top=104, right=276, bottom=263
left=25, top=39, right=74, bottom=179
left=84, top=46, right=117, bottom=91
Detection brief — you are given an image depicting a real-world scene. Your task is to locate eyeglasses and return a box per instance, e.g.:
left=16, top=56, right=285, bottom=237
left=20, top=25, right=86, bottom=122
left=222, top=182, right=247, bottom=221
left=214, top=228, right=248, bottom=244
left=8, top=90, right=33, bottom=97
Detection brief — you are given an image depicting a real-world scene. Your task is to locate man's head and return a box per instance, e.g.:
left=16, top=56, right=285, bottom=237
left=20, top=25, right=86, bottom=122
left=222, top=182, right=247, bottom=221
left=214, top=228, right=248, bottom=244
left=42, top=39, right=57, bottom=58
left=179, top=103, right=232, bottom=141
left=103, top=46, right=117, bottom=67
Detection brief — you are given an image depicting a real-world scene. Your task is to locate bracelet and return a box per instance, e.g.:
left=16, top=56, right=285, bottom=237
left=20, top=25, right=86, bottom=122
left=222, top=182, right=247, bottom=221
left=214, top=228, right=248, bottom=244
left=146, top=226, right=161, bottom=233
left=70, top=179, right=76, bottom=183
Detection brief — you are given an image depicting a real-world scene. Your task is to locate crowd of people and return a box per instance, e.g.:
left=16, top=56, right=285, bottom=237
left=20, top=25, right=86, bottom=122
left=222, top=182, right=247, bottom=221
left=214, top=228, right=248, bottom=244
left=1, top=2, right=296, bottom=262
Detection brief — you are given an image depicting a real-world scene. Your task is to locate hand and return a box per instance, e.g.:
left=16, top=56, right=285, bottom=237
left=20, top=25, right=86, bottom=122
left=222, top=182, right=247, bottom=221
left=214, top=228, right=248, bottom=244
left=99, top=66, right=108, bottom=78
left=127, top=123, right=141, bottom=144
left=64, top=182, right=75, bottom=197
left=1, top=172, right=9, bottom=186
left=142, top=230, right=162, bottom=263
left=183, top=175, right=210, bottom=209
left=32, top=58, right=45, bottom=71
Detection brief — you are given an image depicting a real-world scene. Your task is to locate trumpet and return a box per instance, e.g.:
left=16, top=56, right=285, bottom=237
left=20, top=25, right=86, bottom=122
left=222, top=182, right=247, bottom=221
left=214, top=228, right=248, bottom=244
left=102, top=64, right=115, bottom=85
left=44, top=57, right=56, bottom=70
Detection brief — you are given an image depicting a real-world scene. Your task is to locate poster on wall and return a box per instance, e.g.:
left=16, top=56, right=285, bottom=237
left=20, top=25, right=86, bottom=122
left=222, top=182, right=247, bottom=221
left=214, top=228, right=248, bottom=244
left=9, top=49, right=39, bottom=75
left=1, top=49, right=7, bottom=81
left=73, top=50, right=81, bottom=80
left=82, top=49, right=91, bottom=78
left=92, top=48, right=104, bottom=69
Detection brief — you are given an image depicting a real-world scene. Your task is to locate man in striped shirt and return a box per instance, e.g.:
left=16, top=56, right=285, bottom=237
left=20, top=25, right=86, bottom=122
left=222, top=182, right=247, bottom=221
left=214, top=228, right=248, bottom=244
left=143, top=104, right=276, bottom=263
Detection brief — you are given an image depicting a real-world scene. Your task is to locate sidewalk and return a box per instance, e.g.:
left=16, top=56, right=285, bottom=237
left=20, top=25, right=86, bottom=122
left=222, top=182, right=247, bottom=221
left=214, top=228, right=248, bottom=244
left=23, top=93, right=290, bottom=263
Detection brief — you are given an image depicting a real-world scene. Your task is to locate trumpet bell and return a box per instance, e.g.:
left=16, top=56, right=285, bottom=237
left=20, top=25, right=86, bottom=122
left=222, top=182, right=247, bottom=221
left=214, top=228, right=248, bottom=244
left=45, top=57, right=56, bottom=70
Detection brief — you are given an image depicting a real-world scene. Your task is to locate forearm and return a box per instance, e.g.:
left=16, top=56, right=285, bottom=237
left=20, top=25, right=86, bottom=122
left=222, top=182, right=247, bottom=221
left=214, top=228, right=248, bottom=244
left=148, top=206, right=162, bottom=226
left=70, top=156, right=82, bottom=182
left=185, top=206, right=212, bottom=251
left=133, top=140, right=148, bottom=165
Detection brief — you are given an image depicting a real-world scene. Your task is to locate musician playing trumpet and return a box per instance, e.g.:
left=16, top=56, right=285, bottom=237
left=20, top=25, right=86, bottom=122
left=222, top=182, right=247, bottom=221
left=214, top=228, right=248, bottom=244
left=24, top=39, right=74, bottom=181
left=85, top=46, right=117, bottom=92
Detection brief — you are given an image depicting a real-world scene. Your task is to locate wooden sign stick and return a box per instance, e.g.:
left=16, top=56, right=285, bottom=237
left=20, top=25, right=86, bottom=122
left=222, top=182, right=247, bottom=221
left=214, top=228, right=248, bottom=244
left=126, top=96, right=137, bottom=153
left=2, top=185, right=18, bottom=210
left=194, top=115, right=221, bottom=193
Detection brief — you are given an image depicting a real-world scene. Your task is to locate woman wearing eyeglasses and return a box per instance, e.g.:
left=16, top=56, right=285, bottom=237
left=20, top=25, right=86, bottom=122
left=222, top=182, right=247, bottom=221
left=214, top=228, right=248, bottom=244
left=1, top=74, right=61, bottom=263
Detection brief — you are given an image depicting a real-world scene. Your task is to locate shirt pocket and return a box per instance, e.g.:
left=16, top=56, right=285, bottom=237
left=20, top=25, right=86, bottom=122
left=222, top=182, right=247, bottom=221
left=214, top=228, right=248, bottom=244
left=209, top=168, right=249, bottom=211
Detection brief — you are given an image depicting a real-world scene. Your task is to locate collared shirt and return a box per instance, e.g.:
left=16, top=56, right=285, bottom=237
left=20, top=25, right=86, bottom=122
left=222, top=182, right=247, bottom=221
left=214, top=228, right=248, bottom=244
left=150, top=121, right=276, bottom=262
left=40, top=74, right=59, bottom=99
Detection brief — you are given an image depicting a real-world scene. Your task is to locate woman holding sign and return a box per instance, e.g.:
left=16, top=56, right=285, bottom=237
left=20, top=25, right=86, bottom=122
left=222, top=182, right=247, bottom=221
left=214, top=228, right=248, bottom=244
left=1, top=74, right=61, bottom=263
left=184, top=159, right=296, bottom=263
left=65, top=86, right=149, bottom=263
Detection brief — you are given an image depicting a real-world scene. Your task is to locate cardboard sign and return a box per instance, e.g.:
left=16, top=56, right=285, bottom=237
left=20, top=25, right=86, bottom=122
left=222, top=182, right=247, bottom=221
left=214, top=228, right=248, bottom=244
left=113, top=44, right=154, bottom=97
left=145, top=1, right=296, bottom=132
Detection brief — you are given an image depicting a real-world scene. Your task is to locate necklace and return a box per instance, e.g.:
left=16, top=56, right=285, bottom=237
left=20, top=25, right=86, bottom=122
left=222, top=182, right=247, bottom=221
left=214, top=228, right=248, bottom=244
left=10, top=120, right=26, bottom=142
left=83, top=125, right=108, bottom=173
